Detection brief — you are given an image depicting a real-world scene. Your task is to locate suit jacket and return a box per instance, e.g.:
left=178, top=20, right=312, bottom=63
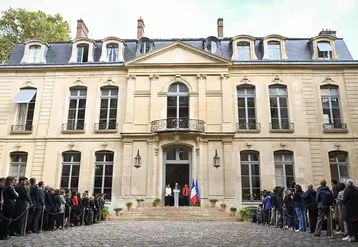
left=45, top=190, right=54, bottom=210
left=15, top=184, right=32, bottom=209
left=30, top=185, right=44, bottom=210
left=342, top=186, right=358, bottom=221
left=38, top=188, right=45, bottom=210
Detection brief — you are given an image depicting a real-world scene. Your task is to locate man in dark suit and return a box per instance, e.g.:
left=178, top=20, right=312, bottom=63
left=10, top=177, right=32, bottom=236
left=27, top=178, right=44, bottom=233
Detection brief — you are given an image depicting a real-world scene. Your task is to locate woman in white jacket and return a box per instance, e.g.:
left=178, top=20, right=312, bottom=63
left=165, top=184, right=172, bottom=206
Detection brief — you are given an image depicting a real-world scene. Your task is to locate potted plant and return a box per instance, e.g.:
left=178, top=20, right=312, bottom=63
left=136, top=198, right=144, bottom=207
left=126, top=201, right=133, bottom=211
left=101, top=207, right=110, bottom=221
left=230, top=207, right=237, bottom=217
left=238, top=208, right=250, bottom=221
left=220, top=203, right=227, bottom=211
left=209, top=199, right=217, bottom=207
left=154, top=198, right=161, bottom=207
left=114, top=208, right=122, bottom=216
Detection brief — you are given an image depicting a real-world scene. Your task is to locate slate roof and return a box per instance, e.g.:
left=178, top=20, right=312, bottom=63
left=7, top=37, right=354, bottom=65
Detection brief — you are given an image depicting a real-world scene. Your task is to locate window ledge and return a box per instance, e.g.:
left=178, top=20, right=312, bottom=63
left=236, top=129, right=261, bottom=133
left=241, top=201, right=261, bottom=206
left=323, top=129, right=348, bottom=133
left=270, top=129, right=294, bottom=133
left=10, top=130, right=33, bottom=135
left=61, top=130, right=86, bottom=134
left=94, top=129, right=118, bottom=133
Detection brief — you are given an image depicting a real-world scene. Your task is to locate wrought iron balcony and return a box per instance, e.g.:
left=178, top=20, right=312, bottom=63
left=11, top=124, right=33, bottom=133
left=269, top=122, right=294, bottom=133
left=62, top=123, right=85, bottom=133
left=151, top=119, right=205, bottom=133
left=323, top=123, right=348, bottom=133
left=94, top=122, right=118, bottom=132
left=236, top=122, right=261, bottom=132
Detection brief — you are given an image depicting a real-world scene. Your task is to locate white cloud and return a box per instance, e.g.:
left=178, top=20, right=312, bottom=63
left=1, top=0, right=357, bottom=58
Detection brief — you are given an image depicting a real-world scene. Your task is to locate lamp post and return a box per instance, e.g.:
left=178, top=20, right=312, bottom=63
left=134, top=150, right=141, bottom=169
left=213, top=149, right=220, bottom=168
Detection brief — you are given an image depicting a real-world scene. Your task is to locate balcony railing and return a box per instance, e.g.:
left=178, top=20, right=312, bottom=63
left=62, top=123, right=85, bottom=133
left=269, top=122, right=295, bottom=133
left=11, top=124, right=33, bottom=133
left=94, top=122, right=118, bottom=132
left=151, top=119, right=205, bottom=133
left=323, top=123, right=348, bottom=132
left=236, top=122, right=261, bottom=132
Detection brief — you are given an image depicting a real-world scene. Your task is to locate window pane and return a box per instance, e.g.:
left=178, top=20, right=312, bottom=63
left=238, top=98, right=245, bottom=107
left=110, top=98, right=118, bottom=108
left=72, top=153, right=81, bottom=162
left=238, top=108, right=246, bottom=119
left=94, top=177, right=102, bottom=187
left=105, top=165, right=113, bottom=176
left=240, top=152, right=249, bottom=162
left=337, top=152, right=347, bottom=162
left=279, top=97, right=287, bottom=107
left=103, top=189, right=112, bottom=201
left=241, top=164, right=249, bottom=175
left=100, top=109, right=107, bottom=119
left=72, top=165, right=80, bottom=176
left=247, top=98, right=255, bottom=107
left=250, top=153, right=259, bottom=161
left=179, top=107, right=189, bottom=118
left=109, top=109, right=117, bottom=118
left=242, top=176, right=250, bottom=187
left=242, top=189, right=251, bottom=201
left=78, top=99, right=86, bottom=108
left=339, top=166, right=349, bottom=178
left=285, top=165, right=294, bottom=176
left=105, top=152, right=114, bottom=162
left=166, top=148, right=176, bottom=160
left=270, top=98, right=278, bottom=107
left=179, top=97, right=189, bottom=106
left=61, top=177, right=69, bottom=188
left=252, top=176, right=260, bottom=188
left=330, top=164, right=339, bottom=181
left=178, top=149, right=189, bottom=160
left=251, top=164, right=260, bottom=175
left=167, top=97, right=177, bottom=106
left=62, top=165, right=71, bottom=176
left=178, top=84, right=188, bottom=92
left=247, top=108, right=256, bottom=119
left=104, top=177, right=112, bottom=187
left=71, top=177, right=79, bottom=188
left=95, top=165, right=103, bottom=176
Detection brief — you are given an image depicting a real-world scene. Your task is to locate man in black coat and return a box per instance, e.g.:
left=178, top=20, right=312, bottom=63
left=342, top=179, right=358, bottom=242
left=10, top=177, right=32, bottom=236
left=26, top=178, right=44, bottom=233
left=303, top=183, right=318, bottom=233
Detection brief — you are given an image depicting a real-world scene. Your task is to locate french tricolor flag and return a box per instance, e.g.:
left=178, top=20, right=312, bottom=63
left=190, top=179, right=197, bottom=205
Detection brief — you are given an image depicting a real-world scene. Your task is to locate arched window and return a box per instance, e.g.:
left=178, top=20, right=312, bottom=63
left=240, top=150, right=260, bottom=201
left=106, top=43, right=119, bottom=62
left=237, top=85, right=257, bottom=130
left=268, top=41, right=281, bottom=60
left=269, top=85, right=290, bottom=130
left=321, top=85, right=343, bottom=130
left=317, top=41, right=332, bottom=60
left=237, top=42, right=250, bottom=60
left=9, top=152, right=28, bottom=179
left=29, top=45, right=41, bottom=63
left=98, top=86, right=118, bottom=130
left=61, top=151, right=81, bottom=191
left=206, top=40, right=218, bottom=53
left=329, top=151, right=350, bottom=182
left=167, top=83, right=189, bottom=129
left=274, top=150, right=294, bottom=189
left=94, top=151, right=114, bottom=201
left=77, top=44, right=89, bottom=62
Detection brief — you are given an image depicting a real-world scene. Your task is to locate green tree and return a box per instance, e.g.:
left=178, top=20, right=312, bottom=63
left=0, top=8, right=71, bottom=63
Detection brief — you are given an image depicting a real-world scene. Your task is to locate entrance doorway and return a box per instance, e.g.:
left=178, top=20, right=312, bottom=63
left=163, top=146, right=191, bottom=206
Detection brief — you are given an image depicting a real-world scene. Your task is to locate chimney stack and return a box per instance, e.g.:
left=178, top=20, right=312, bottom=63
left=137, top=16, right=145, bottom=39
left=76, top=19, right=89, bottom=38
left=319, top=28, right=336, bottom=38
left=217, top=18, right=223, bottom=37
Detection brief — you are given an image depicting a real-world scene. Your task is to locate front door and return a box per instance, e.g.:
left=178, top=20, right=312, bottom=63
left=163, top=146, right=191, bottom=206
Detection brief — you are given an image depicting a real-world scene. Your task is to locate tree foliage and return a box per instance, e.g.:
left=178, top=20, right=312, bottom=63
left=0, top=8, right=71, bottom=63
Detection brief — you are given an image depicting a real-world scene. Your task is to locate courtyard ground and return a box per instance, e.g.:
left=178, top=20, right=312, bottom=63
left=3, top=221, right=355, bottom=247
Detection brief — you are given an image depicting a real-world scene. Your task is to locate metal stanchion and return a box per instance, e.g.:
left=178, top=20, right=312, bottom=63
left=82, top=208, right=85, bottom=226
left=62, top=212, right=65, bottom=230
left=40, top=207, right=44, bottom=232
left=68, top=207, right=71, bottom=227
left=22, top=207, right=29, bottom=235
left=329, top=206, right=334, bottom=239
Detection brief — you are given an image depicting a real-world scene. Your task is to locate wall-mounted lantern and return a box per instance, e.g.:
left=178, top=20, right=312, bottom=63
left=213, top=149, right=220, bottom=168
left=134, top=150, right=141, bottom=169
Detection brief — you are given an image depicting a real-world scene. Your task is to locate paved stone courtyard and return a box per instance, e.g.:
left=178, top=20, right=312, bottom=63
left=3, top=221, right=356, bottom=247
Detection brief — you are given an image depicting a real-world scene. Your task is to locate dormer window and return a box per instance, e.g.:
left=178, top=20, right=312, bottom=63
left=207, top=40, right=218, bottom=54
left=28, top=45, right=41, bottom=63
left=268, top=41, right=281, bottom=60
left=140, top=42, right=150, bottom=54
left=107, top=44, right=119, bottom=62
left=77, top=44, right=89, bottom=62
left=237, top=42, right=250, bottom=60
left=318, top=42, right=332, bottom=60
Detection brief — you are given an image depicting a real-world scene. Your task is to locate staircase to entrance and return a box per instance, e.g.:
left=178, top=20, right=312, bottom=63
left=110, top=207, right=237, bottom=222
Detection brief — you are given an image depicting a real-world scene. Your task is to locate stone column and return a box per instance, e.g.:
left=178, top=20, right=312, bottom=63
left=197, top=74, right=207, bottom=123
left=121, top=141, right=133, bottom=197
left=223, top=140, right=235, bottom=198
left=220, top=74, right=232, bottom=132
left=123, top=75, right=136, bottom=132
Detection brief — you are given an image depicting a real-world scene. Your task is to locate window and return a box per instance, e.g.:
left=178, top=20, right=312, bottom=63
left=237, top=85, right=257, bottom=130
left=167, top=83, right=189, bottom=129
left=318, top=41, right=332, bottom=60
left=268, top=41, right=281, bottom=60
left=206, top=40, right=218, bottom=53
left=241, top=151, right=261, bottom=201
left=61, top=151, right=81, bottom=191
left=140, top=42, right=150, bottom=54
left=329, top=151, right=349, bottom=182
left=99, top=87, right=118, bottom=130
left=94, top=151, right=114, bottom=201
left=9, top=152, right=27, bottom=179
left=29, top=45, right=41, bottom=63
left=67, top=88, right=87, bottom=130
left=274, top=151, right=294, bottom=189
left=237, top=42, right=250, bottom=60
left=321, top=85, right=343, bottom=129
left=12, top=88, right=37, bottom=132
left=269, top=85, right=290, bottom=129
left=107, top=44, right=118, bottom=62
left=77, top=44, right=89, bottom=62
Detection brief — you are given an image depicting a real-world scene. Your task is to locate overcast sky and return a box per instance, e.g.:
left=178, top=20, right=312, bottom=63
left=1, top=0, right=358, bottom=59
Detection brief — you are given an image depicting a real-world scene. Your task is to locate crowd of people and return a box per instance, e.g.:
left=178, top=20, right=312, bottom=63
left=0, top=176, right=106, bottom=241
left=256, top=179, right=358, bottom=242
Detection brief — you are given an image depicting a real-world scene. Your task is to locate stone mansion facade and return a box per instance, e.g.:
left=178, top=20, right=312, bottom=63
left=0, top=17, right=358, bottom=208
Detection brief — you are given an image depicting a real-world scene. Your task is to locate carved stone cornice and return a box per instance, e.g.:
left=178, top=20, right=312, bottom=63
left=197, top=74, right=207, bottom=80
left=323, top=76, right=335, bottom=84
left=220, top=74, right=230, bottom=80
left=272, top=75, right=283, bottom=83
left=22, top=79, right=35, bottom=88
left=240, top=76, right=251, bottom=84
left=149, top=74, right=159, bottom=82
left=103, top=77, right=115, bottom=86
left=126, top=74, right=136, bottom=81
left=73, top=77, right=85, bottom=86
